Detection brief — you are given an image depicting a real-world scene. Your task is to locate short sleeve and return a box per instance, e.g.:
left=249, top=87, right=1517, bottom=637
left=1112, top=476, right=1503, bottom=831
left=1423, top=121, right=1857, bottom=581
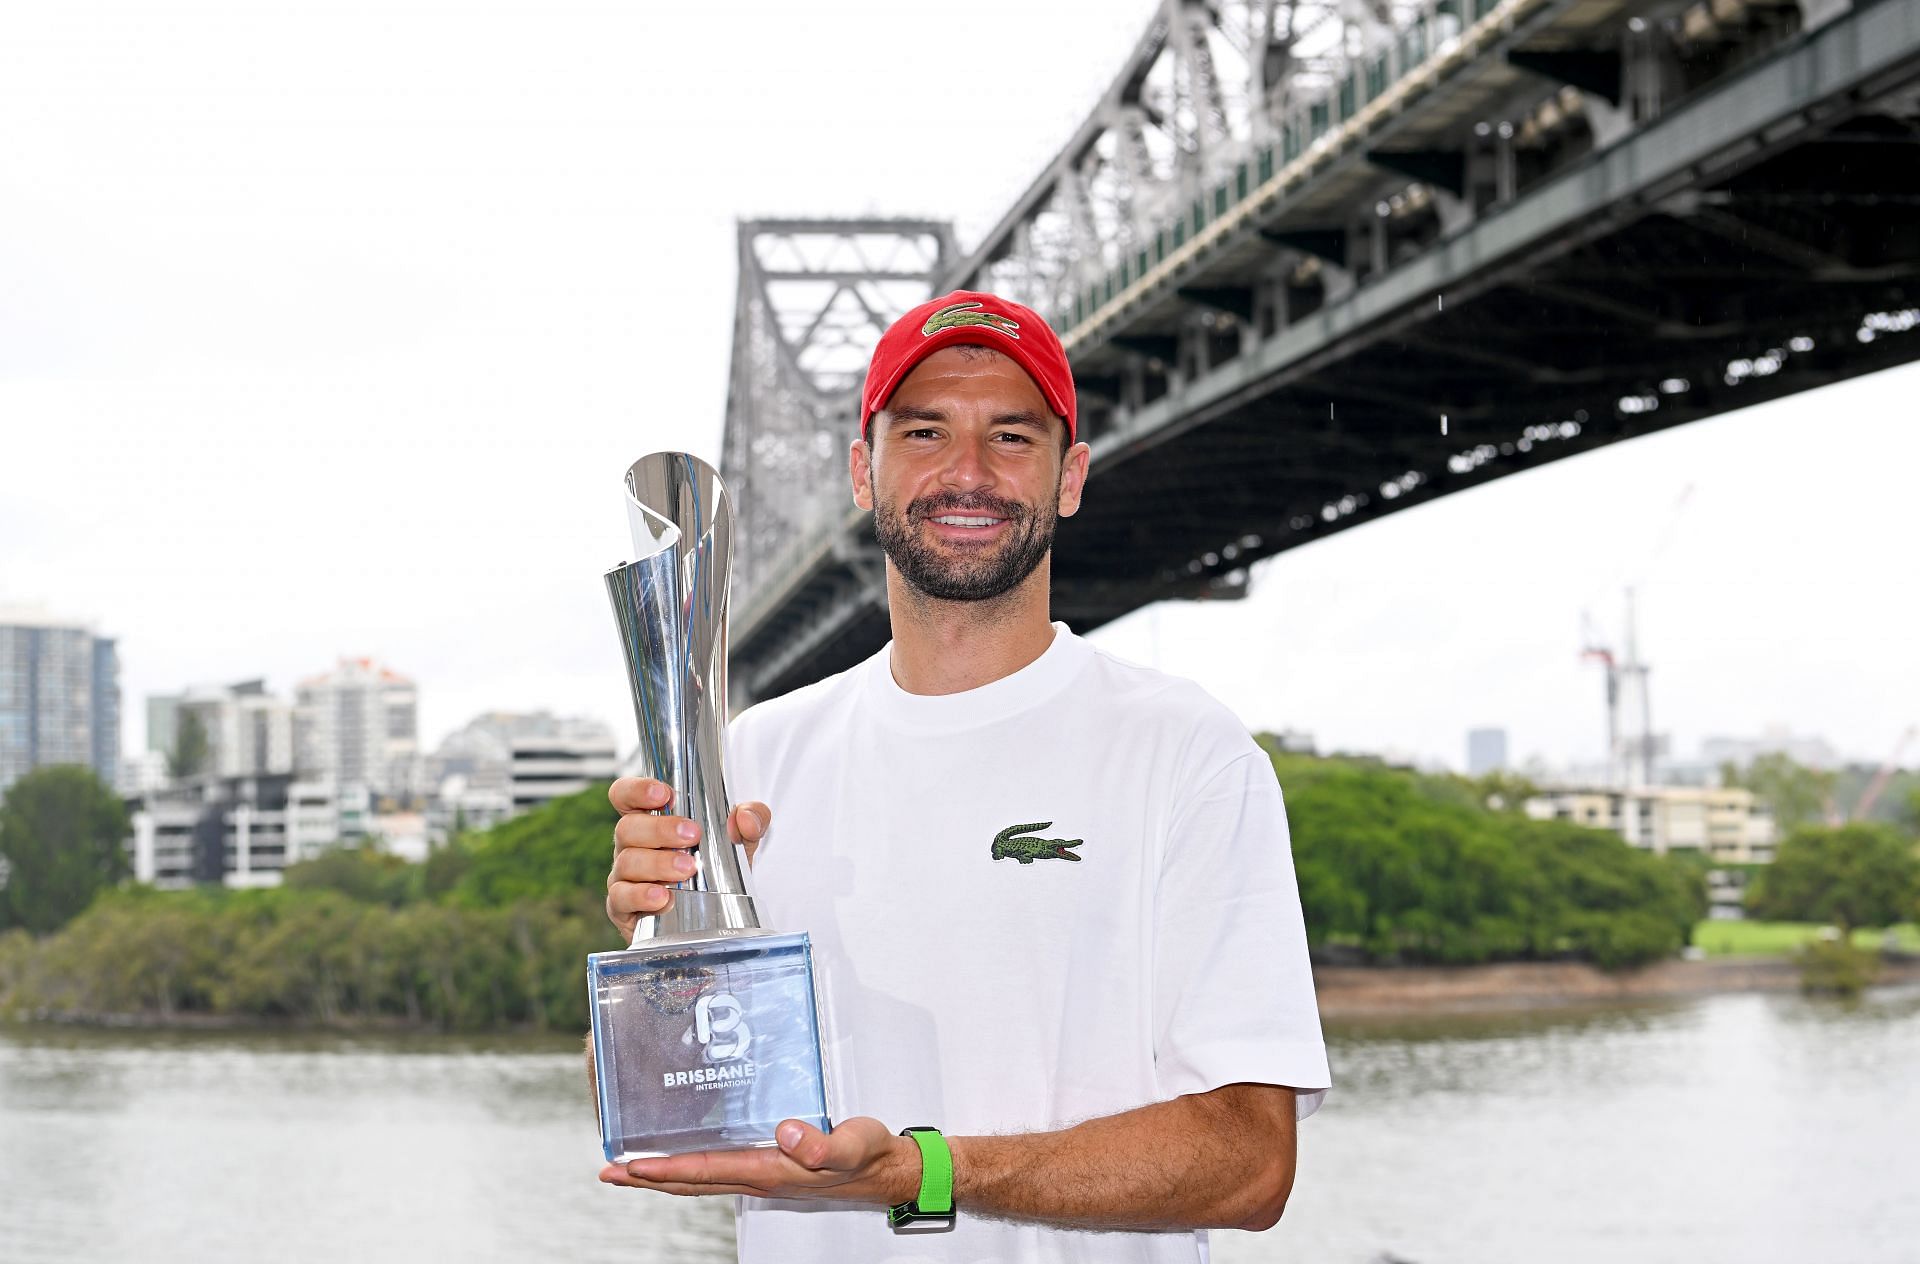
left=1152, top=750, right=1330, bottom=1119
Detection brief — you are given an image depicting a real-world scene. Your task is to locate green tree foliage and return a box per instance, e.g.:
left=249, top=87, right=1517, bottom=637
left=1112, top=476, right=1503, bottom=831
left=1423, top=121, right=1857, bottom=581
left=0, top=785, right=628, bottom=1028
left=1746, top=823, right=1920, bottom=935
left=1724, top=752, right=1836, bottom=834
left=282, top=844, right=415, bottom=907
left=1899, top=786, right=1920, bottom=839
left=0, top=746, right=1725, bottom=1024
left=1797, top=935, right=1879, bottom=997
left=1468, top=769, right=1541, bottom=814
left=452, top=786, right=619, bottom=907
left=4, top=885, right=618, bottom=1029
left=1264, top=743, right=1704, bottom=969
left=419, top=836, right=474, bottom=899
left=167, top=709, right=211, bottom=779
left=0, top=765, right=130, bottom=934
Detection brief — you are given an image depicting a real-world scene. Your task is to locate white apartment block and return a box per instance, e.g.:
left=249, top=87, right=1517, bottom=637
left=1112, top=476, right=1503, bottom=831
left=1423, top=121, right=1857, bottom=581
left=510, top=733, right=619, bottom=813
left=128, top=795, right=204, bottom=889
left=288, top=779, right=372, bottom=862
left=423, top=711, right=616, bottom=844
left=127, top=774, right=374, bottom=890
left=294, top=658, right=419, bottom=802
left=1525, top=784, right=1777, bottom=863
left=116, top=749, right=170, bottom=796
left=147, top=679, right=294, bottom=779
left=425, top=773, right=514, bottom=845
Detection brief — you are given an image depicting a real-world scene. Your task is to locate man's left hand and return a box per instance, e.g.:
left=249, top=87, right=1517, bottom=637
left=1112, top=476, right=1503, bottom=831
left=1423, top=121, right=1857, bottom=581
left=598, top=1116, right=919, bottom=1204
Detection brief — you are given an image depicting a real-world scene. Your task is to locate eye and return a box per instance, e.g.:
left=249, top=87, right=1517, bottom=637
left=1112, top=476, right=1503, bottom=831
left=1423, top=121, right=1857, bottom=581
left=993, top=431, right=1033, bottom=444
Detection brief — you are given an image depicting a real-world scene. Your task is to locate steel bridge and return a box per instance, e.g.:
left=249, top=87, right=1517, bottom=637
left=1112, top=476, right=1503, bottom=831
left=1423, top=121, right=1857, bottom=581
left=722, top=0, right=1920, bottom=704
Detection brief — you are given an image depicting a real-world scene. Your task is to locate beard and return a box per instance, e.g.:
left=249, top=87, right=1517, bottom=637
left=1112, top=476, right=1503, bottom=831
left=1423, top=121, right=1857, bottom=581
left=872, top=483, right=1057, bottom=602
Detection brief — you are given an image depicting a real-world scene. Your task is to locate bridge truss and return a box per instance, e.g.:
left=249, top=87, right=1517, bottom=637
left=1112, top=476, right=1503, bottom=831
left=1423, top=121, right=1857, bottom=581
left=718, top=218, right=954, bottom=702
left=727, top=0, right=1920, bottom=704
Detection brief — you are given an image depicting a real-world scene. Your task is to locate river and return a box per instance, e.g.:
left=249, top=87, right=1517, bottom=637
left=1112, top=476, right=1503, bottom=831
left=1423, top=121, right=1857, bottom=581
left=2, top=986, right=1914, bottom=1263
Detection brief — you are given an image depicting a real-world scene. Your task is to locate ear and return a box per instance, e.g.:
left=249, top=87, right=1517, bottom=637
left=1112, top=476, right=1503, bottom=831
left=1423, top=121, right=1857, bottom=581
left=850, top=434, right=875, bottom=511
left=1056, top=440, right=1092, bottom=518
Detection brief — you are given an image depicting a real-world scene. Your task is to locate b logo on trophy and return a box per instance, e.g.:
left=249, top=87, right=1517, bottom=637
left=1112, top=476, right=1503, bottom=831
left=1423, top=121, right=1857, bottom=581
left=587, top=452, right=832, bottom=1162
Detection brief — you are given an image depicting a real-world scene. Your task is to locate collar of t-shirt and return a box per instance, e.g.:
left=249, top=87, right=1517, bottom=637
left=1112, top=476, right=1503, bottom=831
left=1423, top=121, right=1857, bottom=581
left=863, top=621, right=1093, bottom=735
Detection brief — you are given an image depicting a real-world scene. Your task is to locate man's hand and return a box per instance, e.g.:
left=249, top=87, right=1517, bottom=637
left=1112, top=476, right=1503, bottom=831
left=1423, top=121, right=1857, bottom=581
left=597, top=1117, right=919, bottom=1205
left=605, top=777, right=771, bottom=942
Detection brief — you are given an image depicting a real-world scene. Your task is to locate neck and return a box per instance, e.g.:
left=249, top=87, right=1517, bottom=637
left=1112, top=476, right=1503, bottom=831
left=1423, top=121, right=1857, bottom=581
left=883, top=557, right=1058, bottom=695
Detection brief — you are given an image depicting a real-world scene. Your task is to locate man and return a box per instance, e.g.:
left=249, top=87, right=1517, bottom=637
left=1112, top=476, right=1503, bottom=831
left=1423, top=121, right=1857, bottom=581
left=600, top=290, right=1330, bottom=1261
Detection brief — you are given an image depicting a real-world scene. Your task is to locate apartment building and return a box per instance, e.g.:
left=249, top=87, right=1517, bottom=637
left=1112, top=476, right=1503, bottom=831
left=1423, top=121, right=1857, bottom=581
left=0, top=607, right=120, bottom=798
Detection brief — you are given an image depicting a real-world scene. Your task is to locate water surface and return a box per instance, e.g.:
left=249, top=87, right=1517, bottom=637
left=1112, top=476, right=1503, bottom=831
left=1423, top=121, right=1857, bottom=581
left=3, top=987, right=1914, bottom=1263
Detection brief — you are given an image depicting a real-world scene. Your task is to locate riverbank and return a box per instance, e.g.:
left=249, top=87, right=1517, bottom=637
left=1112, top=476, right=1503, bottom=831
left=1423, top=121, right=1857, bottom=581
left=1313, top=953, right=1920, bottom=1016
left=20, top=952, right=1920, bottom=1032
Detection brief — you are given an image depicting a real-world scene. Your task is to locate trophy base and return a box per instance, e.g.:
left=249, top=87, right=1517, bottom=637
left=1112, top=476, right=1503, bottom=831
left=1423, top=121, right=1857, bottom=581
left=631, top=889, right=761, bottom=944
left=589, top=930, right=832, bottom=1162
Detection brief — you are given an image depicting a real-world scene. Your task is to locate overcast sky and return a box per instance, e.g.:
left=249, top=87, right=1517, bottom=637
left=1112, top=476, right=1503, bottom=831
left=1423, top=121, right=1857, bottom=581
left=3, top=0, right=1915, bottom=775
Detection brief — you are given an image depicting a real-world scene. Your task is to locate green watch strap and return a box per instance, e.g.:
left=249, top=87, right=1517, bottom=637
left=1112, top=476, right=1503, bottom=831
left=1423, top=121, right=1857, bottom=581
left=888, top=1126, right=955, bottom=1227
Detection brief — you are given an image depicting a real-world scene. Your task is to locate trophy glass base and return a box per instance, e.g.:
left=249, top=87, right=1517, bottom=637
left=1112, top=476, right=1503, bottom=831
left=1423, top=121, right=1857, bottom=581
left=589, top=929, right=831, bottom=1163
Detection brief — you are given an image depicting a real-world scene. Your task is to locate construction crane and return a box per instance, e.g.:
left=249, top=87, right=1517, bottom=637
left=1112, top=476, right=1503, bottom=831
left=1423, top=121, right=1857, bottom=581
left=1578, top=620, right=1619, bottom=783
left=1582, top=590, right=1659, bottom=788
left=1852, top=725, right=1917, bottom=822
left=1578, top=485, right=1691, bottom=789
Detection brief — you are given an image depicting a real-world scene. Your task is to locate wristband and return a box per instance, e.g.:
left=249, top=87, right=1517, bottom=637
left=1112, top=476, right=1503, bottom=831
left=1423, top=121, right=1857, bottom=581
left=887, top=1126, right=956, bottom=1230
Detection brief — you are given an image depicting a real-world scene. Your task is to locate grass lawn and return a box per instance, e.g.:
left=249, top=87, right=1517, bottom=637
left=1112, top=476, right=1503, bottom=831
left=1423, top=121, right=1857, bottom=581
left=1693, top=920, right=1920, bottom=957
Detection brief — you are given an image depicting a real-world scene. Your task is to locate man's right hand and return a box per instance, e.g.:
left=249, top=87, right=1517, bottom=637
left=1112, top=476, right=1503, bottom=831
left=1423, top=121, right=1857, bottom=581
left=605, top=777, right=771, bottom=943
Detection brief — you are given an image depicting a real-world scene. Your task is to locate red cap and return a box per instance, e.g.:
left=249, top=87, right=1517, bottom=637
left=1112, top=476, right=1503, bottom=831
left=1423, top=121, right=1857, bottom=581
left=861, top=290, right=1077, bottom=442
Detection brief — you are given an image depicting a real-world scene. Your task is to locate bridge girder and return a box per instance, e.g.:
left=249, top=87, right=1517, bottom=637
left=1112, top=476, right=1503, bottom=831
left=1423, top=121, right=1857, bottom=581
left=726, top=0, right=1920, bottom=703
left=719, top=219, right=953, bottom=614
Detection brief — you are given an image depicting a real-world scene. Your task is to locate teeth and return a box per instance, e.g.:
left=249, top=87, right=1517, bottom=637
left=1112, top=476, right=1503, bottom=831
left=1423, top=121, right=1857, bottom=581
left=932, top=515, right=1001, bottom=527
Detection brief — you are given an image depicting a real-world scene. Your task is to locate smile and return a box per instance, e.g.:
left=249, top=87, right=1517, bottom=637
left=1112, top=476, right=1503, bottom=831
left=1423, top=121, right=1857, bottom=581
left=930, top=515, right=1006, bottom=527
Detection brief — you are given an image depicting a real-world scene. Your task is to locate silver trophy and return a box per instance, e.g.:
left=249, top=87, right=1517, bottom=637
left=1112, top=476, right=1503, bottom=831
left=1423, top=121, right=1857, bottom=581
left=588, top=452, right=831, bottom=1162
left=603, top=452, right=758, bottom=941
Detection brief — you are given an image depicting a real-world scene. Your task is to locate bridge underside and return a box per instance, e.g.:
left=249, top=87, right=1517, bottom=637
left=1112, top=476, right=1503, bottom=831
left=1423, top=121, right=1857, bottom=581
left=733, top=0, right=1920, bottom=702
left=1059, top=98, right=1920, bottom=627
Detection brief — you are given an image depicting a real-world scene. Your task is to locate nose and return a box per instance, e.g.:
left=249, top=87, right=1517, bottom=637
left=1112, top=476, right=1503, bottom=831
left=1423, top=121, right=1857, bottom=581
left=939, top=431, right=996, bottom=493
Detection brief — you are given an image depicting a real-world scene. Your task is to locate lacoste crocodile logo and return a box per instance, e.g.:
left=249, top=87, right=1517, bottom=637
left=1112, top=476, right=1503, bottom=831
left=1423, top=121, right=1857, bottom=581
left=922, top=301, right=1021, bottom=340
left=991, top=821, right=1083, bottom=864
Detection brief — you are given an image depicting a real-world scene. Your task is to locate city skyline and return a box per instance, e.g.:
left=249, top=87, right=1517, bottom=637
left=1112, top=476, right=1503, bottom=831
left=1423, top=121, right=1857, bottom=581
left=4, top=0, right=1916, bottom=774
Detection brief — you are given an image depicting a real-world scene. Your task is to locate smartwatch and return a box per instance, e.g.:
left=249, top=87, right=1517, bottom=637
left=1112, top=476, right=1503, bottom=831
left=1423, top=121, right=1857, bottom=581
left=887, top=1126, right=956, bottom=1230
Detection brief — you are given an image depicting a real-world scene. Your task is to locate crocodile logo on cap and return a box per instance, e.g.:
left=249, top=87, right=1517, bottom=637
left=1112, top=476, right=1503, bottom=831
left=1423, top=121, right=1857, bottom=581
left=922, top=301, right=1021, bottom=340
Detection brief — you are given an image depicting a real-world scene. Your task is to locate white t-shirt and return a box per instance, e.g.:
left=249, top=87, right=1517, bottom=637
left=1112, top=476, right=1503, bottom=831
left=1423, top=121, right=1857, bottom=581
left=726, top=624, right=1330, bottom=1264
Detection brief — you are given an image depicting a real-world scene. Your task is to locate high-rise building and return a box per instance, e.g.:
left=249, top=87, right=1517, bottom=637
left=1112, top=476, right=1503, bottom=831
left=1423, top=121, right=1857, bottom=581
left=1467, top=727, right=1509, bottom=776
left=293, top=658, right=418, bottom=801
left=0, top=606, right=120, bottom=799
left=147, top=679, right=294, bottom=779
left=422, top=710, right=616, bottom=843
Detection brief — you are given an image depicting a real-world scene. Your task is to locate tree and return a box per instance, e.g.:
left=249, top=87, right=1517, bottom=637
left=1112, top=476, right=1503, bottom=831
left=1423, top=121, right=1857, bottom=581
left=453, top=786, right=618, bottom=906
left=1747, top=822, right=1920, bottom=936
left=0, top=765, right=130, bottom=934
left=283, top=844, right=414, bottom=907
left=1725, top=752, right=1836, bottom=833
left=167, top=709, right=211, bottom=779
left=1266, top=745, right=1702, bottom=969
left=419, top=836, right=473, bottom=899
left=1470, top=769, right=1541, bottom=814
left=1899, top=785, right=1920, bottom=839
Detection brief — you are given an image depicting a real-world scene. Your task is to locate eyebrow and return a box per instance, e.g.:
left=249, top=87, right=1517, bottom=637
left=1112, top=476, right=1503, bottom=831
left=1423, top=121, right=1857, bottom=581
left=883, top=406, right=1050, bottom=430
